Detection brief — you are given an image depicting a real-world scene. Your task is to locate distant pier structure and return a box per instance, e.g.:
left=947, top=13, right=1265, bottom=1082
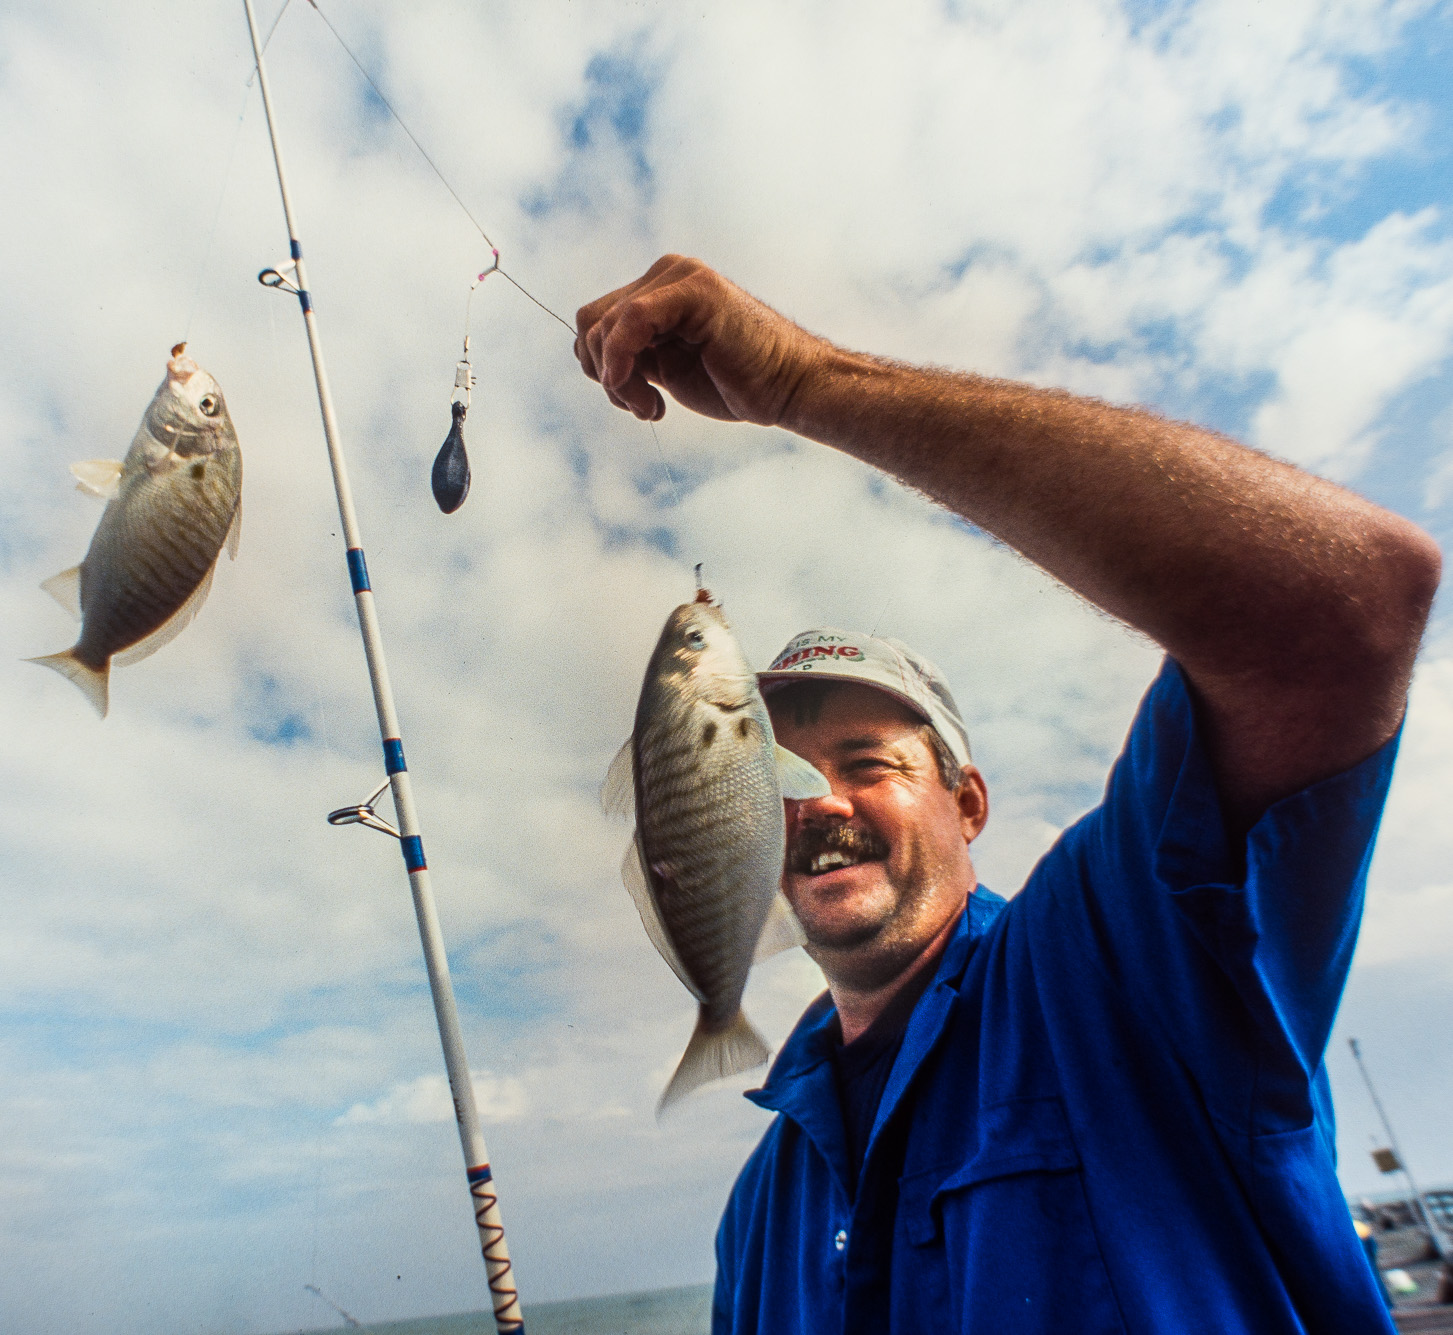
left=1357, top=1187, right=1453, bottom=1237
left=1353, top=1185, right=1453, bottom=1331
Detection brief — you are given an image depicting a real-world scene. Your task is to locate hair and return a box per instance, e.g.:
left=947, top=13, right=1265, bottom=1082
left=764, top=679, right=963, bottom=792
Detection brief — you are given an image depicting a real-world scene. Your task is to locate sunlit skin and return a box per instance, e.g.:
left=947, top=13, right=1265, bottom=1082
left=768, top=683, right=988, bottom=1042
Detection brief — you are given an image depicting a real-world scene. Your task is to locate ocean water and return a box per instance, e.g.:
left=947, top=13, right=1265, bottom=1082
left=345, top=1284, right=712, bottom=1335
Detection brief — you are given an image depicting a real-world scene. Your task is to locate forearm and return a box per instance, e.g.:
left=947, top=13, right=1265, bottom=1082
left=782, top=346, right=1441, bottom=810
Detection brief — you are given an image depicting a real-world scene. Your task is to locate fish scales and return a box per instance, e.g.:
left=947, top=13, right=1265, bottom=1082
left=80, top=451, right=239, bottom=659
left=635, top=687, right=780, bottom=1016
left=604, top=593, right=831, bottom=1112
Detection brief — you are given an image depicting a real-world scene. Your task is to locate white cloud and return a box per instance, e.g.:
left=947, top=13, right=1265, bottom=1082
left=1, top=0, right=1450, bottom=1330
left=338, top=1072, right=528, bottom=1126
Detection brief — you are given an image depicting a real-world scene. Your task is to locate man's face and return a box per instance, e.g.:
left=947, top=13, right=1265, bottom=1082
left=768, top=683, right=988, bottom=991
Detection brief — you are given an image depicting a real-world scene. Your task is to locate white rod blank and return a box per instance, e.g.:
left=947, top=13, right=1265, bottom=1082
left=239, top=2, right=524, bottom=1328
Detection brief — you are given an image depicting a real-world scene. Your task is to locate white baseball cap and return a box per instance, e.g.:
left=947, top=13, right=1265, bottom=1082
left=758, top=627, right=971, bottom=767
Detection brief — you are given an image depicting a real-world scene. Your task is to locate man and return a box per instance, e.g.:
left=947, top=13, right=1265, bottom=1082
left=575, top=256, right=1441, bottom=1333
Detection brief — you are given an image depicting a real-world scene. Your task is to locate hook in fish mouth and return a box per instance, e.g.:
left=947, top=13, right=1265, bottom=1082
left=167, top=342, right=200, bottom=385
left=788, top=823, right=889, bottom=876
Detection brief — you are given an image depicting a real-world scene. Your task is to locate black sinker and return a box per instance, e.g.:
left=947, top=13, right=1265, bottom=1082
left=432, top=401, right=471, bottom=514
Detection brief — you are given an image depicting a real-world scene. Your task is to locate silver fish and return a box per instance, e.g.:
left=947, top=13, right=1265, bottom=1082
left=602, top=591, right=830, bottom=1112
left=29, top=344, right=242, bottom=716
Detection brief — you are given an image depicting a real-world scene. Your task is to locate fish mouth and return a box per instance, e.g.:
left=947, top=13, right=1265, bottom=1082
left=788, top=823, right=889, bottom=877
left=167, top=342, right=199, bottom=386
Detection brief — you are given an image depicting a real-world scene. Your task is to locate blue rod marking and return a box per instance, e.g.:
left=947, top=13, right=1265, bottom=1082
left=383, top=738, right=406, bottom=774
left=402, top=836, right=426, bottom=872
left=290, top=239, right=302, bottom=260
left=467, top=1164, right=494, bottom=1185
left=346, top=548, right=370, bottom=593
left=300, top=289, right=313, bottom=313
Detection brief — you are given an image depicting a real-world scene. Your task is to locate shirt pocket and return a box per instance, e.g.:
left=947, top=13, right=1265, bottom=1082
left=897, top=1097, right=1126, bottom=1335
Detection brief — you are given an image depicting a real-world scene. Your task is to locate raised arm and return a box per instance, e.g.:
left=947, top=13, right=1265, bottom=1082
left=576, top=255, right=1442, bottom=824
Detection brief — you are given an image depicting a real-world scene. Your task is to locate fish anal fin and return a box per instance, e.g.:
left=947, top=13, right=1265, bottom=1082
left=657, top=1008, right=769, bottom=1117
left=70, top=459, right=123, bottom=500
left=27, top=649, right=108, bottom=717
left=600, top=739, right=635, bottom=820
left=775, top=743, right=831, bottom=800
left=112, top=563, right=215, bottom=667
left=225, top=498, right=242, bottom=561
left=40, top=566, right=83, bottom=619
left=753, top=893, right=807, bottom=963
left=621, top=835, right=704, bottom=1003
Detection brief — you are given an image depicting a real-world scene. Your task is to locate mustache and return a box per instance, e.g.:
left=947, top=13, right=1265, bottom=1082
left=787, top=822, right=890, bottom=875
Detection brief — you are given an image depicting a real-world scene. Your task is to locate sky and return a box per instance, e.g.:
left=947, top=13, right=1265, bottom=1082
left=2, top=0, right=1452, bottom=1331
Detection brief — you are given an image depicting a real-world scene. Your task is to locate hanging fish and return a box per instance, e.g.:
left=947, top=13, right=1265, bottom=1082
left=432, top=399, right=471, bottom=513
left=28, top=344, right=243, bottom=717
left=602, top=589, right=831, bottom=1113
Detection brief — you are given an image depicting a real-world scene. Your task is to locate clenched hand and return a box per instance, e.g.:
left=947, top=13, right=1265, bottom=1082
left=574, top=255, right=824, bottom=427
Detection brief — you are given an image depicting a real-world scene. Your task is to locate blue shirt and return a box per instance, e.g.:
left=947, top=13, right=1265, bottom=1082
left=714, top=660, right=1401, bottom=1335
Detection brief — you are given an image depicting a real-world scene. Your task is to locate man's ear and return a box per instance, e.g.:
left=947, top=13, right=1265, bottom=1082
left=956, top=765, right=989, bottom=842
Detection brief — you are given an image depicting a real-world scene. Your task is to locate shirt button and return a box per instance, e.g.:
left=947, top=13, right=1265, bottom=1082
left=834, top=1229, right=848, bottom=1251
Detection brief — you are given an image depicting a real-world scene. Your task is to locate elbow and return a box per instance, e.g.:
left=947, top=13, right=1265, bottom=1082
left=1347, top=517, right=1442, bottom=678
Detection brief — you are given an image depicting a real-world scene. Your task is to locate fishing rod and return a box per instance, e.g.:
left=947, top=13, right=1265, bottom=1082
left=240, top=3, right=524, bottom=1330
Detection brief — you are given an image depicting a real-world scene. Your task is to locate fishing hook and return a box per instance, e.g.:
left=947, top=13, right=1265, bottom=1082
left=326, top=777, right=400, bottom=839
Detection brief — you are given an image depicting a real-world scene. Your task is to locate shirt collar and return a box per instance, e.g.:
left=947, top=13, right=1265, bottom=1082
left=748, top=885, right=1007, bottom=1115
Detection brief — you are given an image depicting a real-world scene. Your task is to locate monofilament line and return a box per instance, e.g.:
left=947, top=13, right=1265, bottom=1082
left=304, top=0, right=576, bottom=335
left=185, top=0, right=292, bottom=341
left=303, top=0, right=684, bottom=531
left=650, top=420, right=684, bottom=510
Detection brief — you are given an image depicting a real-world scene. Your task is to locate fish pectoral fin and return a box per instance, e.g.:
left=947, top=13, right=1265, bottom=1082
left=621, top=834, right=705, bottom=1003
left=112, top=563, right=216, bottom=667
left=600, top=739, right=635, bottom=820
left=40, top=566, right=83, bottom=619
left=774, top=744, right=832, bottom=800
left=225, top=498, right=242, bottom=561
left=752, top=893, right=807, bottom=962
left=70, top=459, right=123, bottom=500
left=657, top=1009, right=769, bottom=1117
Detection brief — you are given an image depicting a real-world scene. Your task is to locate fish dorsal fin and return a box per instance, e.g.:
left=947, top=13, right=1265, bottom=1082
left=753, top=893, right=808, bottom=962
left=225, top=498, right=242, bottom=561
left=600, top=739, right=635, bottom=820
left=40, top=566, right=83, bottom=619
left=70, top=459, right=123, bottom=500
left=112, top=563, right=216, bottom=667
left=621, top=835, right=706, bottom=1003
left=774, top=744, right=832, bottom=800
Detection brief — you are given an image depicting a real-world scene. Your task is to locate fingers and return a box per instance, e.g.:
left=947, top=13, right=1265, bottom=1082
left=575, top=256, right=709, bottom=418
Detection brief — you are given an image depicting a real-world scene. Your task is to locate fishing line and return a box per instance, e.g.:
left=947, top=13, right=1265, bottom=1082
left=184, top=0, right=294, bottom=341
left=184, top=96, right=250, bottom=342
left=302, top=0, right=576, bottom=335
left=297, top=0, right=693, bottom=543
left=649, top=420, right=684, bottom=511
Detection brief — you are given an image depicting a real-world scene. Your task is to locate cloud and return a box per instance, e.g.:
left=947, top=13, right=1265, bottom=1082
left=1, top=0, right=1450, bottom=1330
left=338, top=1072, right=528, bottom=1126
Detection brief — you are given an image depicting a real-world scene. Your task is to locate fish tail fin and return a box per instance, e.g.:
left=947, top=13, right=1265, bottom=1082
left=26, top=649, right=109, bottom=717
left=657, top=1008, right=769, bottom=1117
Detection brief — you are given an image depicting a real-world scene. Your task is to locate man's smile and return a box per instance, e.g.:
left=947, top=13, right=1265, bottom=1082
left=788, top=823, right=891, bottom=878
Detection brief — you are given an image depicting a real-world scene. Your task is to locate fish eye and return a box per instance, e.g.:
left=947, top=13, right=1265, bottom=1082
left=685, top=630, right=707, bottom=650
left=199, top=394, right=220, bottom=418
